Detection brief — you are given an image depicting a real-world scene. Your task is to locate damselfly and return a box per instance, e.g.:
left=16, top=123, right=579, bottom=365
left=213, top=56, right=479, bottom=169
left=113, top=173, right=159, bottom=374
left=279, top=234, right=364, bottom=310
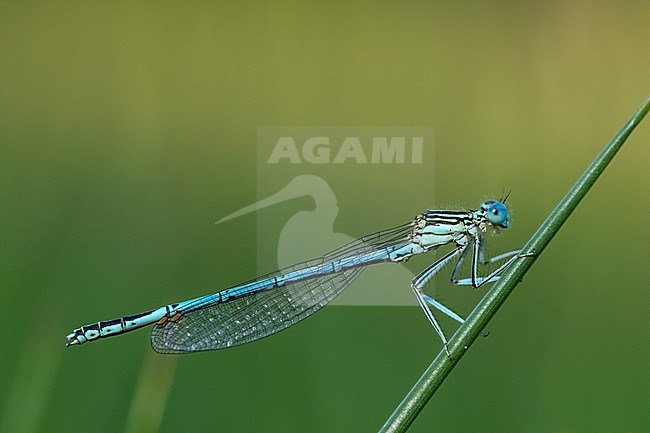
left=66, top=199, right=525, bottom=356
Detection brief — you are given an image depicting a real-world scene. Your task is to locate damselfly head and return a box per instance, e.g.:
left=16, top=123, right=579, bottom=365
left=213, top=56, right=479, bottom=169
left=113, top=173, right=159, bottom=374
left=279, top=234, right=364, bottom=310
left=480, top=200, right=510, bottom=229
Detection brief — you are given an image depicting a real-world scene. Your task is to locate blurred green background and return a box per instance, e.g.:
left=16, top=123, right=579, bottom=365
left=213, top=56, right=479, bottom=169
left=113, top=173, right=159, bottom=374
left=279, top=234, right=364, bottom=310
left=1, top=2, right=649, bottom=432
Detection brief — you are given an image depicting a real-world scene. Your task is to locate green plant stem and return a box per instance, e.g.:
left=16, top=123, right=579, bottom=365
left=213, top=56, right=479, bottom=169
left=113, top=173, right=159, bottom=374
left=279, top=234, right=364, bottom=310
left=379, top=96, right=650, bottom=433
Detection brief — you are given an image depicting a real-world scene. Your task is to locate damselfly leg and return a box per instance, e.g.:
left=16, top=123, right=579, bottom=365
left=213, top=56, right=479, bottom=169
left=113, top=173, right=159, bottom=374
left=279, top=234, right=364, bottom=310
left=411, top=234, right=526, bottom=356
left=451, top=234, right=523, bottom=287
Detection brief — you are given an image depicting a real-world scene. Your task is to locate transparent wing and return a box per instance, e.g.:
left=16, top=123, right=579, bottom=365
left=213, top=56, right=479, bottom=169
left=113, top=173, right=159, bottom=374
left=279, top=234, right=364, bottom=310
left=150, top=222, right=413, bottom=353
left=151, top=264, right=363, bottom=353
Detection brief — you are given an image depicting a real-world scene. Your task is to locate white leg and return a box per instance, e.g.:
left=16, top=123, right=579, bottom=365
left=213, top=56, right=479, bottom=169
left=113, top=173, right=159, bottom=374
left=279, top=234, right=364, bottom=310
left=453, top=247, right=525, bottom=287
left=412, top=246, right=465, bottom=289
left=411, top=246, right=466, bottom=356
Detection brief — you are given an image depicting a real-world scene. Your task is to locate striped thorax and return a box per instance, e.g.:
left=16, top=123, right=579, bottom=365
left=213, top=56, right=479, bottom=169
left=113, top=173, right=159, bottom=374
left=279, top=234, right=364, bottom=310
left=389, top=200, right=512, bottom=263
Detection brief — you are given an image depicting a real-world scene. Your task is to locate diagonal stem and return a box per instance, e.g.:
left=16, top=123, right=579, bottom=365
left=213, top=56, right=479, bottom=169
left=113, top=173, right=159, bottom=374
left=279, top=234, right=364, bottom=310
left=379, top=96, right=650, bottom=433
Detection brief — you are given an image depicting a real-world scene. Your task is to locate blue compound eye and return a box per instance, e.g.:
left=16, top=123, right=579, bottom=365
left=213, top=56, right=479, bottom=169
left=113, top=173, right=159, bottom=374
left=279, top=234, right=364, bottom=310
left=485, top=201, right=510, bottom=228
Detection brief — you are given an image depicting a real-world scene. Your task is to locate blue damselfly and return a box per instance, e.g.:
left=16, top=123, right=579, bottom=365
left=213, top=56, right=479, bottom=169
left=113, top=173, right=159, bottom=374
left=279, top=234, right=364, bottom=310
left=66, top=199, right=525, bottom=356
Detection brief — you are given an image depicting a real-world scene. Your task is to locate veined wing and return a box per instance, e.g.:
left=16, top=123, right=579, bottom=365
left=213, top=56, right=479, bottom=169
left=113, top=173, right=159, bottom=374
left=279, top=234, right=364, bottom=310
left=150, top=222, right=413, bottom=353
